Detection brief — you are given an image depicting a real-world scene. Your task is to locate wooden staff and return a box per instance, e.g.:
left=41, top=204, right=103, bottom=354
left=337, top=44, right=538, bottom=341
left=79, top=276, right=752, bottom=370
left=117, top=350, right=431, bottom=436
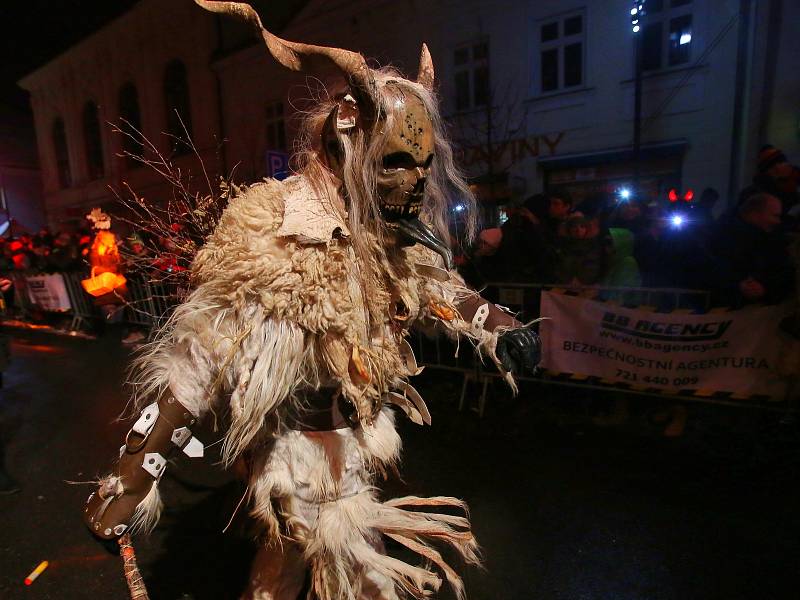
left=118, top=534, right=149, bottom=600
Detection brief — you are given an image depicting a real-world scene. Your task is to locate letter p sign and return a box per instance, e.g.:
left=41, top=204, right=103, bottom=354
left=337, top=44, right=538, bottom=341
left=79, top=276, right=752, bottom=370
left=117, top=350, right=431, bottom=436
left=266, top=151, right=289, bottom=181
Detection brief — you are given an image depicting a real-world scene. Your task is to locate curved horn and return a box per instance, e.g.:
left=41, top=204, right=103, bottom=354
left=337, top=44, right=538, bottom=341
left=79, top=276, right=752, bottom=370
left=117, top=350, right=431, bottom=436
left=194, top=1, right=375, bottom=94
left=417, top=43, right=435, bottom=90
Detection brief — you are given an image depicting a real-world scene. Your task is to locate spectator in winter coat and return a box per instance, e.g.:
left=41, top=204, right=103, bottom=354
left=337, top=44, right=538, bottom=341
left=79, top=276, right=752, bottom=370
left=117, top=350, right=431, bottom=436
left=708, top=192, right=792, bottom=305
left=47, top=232, right=81, bottom=272
left=491, top=194, right=561, bottom=283
left=737, top=145, right=799, bottom=221
left=601, top=227, right=641, bottom=288
left=595, top=227, right=643, bottom=306
left=554, top=215, right=605, bottom=285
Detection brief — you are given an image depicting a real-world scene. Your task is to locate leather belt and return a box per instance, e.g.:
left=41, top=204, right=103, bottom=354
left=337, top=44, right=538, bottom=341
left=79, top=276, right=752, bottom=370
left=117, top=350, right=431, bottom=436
left=287, top=387, right=352, bottom=431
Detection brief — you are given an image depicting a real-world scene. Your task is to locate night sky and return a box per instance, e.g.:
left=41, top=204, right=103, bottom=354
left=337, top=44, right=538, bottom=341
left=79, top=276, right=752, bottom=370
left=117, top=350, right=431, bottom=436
left=0, top=0, right=306, bottom=114
left=0, top=1, right=140, bottom=111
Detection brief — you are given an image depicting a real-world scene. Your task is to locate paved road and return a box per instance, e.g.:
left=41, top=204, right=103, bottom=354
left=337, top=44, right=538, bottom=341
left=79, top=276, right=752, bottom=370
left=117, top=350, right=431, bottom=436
left=0, top=327, right=798, bottom=599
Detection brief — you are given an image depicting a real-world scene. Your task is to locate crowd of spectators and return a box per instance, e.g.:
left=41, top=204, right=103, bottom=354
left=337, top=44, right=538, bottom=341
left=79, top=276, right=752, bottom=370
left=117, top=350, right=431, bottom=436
left=463, top=144, right=799, bottom=308
left=0, top=224, right=185, bottom=335
left=0, top=229, right=91, bottom=273
left=0, top=227, right=183, bottom=278
left=1, top=143, right=798, bottom=316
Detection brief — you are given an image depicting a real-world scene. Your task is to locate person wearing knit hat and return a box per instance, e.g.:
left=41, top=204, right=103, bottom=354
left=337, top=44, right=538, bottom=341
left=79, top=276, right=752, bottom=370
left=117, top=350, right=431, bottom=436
left=757, top=145, right=788, bottom=175
left=737, top=144, right=799, bottom=218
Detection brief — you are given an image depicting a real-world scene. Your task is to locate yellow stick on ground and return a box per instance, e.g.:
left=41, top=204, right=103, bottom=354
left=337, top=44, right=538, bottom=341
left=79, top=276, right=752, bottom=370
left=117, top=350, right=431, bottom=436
left=24, top=560, right=48, bottom=585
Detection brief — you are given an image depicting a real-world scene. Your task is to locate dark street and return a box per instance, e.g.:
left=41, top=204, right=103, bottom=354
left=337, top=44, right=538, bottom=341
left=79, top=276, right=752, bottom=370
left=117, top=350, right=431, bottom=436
left=1, top=326, right=798, bottom=600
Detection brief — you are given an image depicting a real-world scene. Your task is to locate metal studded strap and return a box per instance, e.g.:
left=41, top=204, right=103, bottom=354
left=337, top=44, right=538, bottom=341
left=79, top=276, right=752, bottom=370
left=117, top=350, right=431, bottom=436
left=84, top=395, right=203, bottom=540
left=455, top=293, right=521, bottom=332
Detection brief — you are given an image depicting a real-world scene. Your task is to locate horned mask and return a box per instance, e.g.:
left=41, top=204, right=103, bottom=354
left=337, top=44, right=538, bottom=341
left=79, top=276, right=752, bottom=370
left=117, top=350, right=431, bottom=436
left=194, top=1, right=453, bottom=268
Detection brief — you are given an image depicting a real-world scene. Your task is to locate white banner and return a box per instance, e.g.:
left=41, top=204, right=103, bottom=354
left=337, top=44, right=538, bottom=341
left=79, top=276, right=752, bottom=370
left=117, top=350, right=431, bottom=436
left=26, top=274, right=72, bottom=312
left=540, top=291, right=792, bottom=398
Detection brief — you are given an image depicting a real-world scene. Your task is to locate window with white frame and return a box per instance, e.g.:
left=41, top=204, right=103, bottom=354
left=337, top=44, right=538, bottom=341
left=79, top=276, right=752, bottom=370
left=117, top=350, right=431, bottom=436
left=453, top=40, right=489, bottom=112
left=265, top=101, right=286, bottom=151
left=641, top=0, right=693, bottom=71
left=536, top=10, right=585, bottom=94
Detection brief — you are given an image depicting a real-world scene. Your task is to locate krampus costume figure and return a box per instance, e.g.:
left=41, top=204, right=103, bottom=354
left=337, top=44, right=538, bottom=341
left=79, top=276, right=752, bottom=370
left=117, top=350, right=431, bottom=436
left=84, top=2, right=540, bottom=598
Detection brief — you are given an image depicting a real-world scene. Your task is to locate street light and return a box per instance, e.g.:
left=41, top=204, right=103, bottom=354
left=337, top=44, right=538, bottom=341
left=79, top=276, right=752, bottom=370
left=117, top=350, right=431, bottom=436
left=631, top=0, right=647, bottom=198
left=631, top=1, right=646, bottom=33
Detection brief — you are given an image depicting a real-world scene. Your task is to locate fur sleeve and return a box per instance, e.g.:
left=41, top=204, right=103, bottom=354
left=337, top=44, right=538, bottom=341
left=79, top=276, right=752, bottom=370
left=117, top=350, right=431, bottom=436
left=130, top=291, right=311, bottom=464
left=408, top=245, right=518, bottom=392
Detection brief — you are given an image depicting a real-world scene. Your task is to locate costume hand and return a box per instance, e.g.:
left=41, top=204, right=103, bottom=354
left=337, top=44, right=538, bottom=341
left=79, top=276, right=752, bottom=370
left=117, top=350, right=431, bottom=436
left=496, top=326, right=541, bottom=376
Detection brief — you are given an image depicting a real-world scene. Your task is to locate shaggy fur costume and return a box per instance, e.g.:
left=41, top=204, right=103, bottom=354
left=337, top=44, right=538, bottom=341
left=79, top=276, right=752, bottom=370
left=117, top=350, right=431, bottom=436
left=126, top=174, right=512, bottom=599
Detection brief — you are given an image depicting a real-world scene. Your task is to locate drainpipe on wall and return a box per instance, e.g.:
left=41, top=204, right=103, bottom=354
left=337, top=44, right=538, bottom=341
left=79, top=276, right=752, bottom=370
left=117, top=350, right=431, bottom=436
left=726, top=0, right=753, bottom=208
left=757, top=0, right=782, bottom=145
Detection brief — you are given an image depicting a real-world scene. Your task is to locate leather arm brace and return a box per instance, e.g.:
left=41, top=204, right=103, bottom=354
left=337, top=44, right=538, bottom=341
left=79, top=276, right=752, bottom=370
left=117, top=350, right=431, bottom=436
left=456, top=293, right=541, bottom=375
left=455, top=294, right=521, bottom=333
left=84, top=394, right=203, bottom=539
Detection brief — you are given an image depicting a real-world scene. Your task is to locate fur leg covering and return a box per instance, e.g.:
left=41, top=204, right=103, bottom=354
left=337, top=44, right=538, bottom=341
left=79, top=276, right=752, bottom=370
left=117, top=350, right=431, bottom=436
left=304, top=492, right=479, bottom=600
left=247, top=408, right=480, bottom=600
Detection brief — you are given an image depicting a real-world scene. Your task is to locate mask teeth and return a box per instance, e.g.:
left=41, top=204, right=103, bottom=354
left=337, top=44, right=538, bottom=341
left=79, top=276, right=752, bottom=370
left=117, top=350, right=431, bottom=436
left=381, top=202, right=422, bottom=216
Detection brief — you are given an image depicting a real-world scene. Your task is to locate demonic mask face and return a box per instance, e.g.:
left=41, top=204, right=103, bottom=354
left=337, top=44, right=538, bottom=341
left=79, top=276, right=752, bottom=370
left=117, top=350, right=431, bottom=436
left=376, top=87, right=435, bottom=222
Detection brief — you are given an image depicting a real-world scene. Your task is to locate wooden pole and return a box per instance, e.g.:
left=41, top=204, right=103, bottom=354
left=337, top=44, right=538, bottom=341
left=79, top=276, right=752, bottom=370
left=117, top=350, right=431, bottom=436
left=118, top=534, right=150, bottom=600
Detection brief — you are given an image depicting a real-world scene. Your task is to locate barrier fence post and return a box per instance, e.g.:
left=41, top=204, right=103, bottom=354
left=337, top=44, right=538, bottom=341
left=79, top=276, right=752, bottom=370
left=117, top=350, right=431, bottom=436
left=61, top=272, right=98, bottom=332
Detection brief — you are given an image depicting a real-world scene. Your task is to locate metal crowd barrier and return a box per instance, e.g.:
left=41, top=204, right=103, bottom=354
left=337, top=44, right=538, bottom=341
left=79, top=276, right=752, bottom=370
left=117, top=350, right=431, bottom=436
left=109, top=274, right=181, bottom=336
left=483, top=282, right=712, bottom=323
left=410, top=282, right=718, bottom=417
left=122, top=275, right=182, bottom=333
left=9, top=273, right=34, bottom=318
left=7, top=271, right=101, bottom=331
left=8, top=272, right=790, bottom=416
left=5, top=271, right=182, bottom=336
left=61, top=272, right=100, bottom=331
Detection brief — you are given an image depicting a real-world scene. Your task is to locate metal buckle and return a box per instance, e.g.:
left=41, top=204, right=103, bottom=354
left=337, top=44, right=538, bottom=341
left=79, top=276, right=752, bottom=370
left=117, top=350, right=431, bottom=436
left=124, top=402, right=160, bottom=453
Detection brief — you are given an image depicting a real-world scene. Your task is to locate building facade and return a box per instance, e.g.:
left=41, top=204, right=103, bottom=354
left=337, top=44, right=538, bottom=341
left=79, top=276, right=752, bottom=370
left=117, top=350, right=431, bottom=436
left=18, top=0, right=223, bottom=229
left=437, top=0, right=800, bottom=215
left=0, top=106, right=44, bottom=233
left=18, top=0, right=800, bottom=228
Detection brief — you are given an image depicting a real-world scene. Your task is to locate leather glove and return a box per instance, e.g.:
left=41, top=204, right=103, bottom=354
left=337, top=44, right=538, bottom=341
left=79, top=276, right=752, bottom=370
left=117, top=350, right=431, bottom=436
left=496, top=326, right=541, bottom=376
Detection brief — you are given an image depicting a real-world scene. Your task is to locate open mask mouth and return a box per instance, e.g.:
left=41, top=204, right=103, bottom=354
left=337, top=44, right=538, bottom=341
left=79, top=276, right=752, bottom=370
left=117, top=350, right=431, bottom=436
left=380, top=189, right=452, bottom=270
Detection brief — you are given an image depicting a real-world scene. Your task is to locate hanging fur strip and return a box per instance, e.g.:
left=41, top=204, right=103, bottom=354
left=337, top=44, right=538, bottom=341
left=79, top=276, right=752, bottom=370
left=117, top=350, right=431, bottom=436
left=305, top=492, right=480, bottom=600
